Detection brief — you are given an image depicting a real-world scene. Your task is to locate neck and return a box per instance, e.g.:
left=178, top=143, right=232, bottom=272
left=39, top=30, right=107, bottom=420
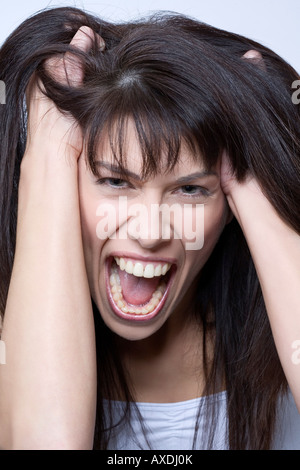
left=115, top=308, right=209, bottom=403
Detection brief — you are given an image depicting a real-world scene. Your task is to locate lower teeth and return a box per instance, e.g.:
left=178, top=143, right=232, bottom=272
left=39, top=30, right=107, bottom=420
left=109, top=264, right=167, bottom=315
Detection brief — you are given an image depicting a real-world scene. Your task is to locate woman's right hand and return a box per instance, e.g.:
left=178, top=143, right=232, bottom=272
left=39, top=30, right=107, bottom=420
left=0, top=26, right=104, bottom=450
left=23, top=26, right=101, bottom=172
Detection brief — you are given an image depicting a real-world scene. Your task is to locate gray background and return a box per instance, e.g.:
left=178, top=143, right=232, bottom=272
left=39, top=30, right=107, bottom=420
left=0, top=0, right=299, bottom=72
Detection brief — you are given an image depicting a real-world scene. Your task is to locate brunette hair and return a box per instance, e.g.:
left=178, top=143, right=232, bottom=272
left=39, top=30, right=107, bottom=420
left=0, top=6, right=299, bottom=449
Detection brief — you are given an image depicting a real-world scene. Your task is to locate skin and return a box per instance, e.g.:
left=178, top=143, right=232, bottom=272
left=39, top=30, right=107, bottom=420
left=78, top=126, right=231, bottom=343
left=0, top=27, right=299, bottom=449
left=78, top=128, right=231, bottom=402
left=0, top=27, right=98, bottom=450
left=221, top=158, right=300, bottom=413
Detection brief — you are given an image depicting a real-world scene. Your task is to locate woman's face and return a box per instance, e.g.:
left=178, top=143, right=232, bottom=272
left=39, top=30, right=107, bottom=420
left=78, top=124, right=230, bottom=341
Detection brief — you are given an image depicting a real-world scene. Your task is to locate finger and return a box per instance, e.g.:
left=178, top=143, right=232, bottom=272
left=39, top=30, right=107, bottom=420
left=63, top=26, right=96, bottom=86
left=220, top=151, right=236, bottom=195
left=70, top=25, right=105, bottom=52
left=242, top=49, right=266, bottom=70
left=220, top=151, right=234, bottom=178
left=46, top=26, right=105, bottom=87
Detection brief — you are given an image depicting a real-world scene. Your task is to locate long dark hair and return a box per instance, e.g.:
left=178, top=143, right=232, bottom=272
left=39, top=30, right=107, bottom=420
left=1, top=7, right=299, bottom=449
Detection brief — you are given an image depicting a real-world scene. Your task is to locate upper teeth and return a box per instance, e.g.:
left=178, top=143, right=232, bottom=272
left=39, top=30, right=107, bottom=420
left=114, top=257, right=171, bottom=279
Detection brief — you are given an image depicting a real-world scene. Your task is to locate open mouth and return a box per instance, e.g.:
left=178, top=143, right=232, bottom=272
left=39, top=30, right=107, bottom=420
left=106, top=255, right=176, bottom=321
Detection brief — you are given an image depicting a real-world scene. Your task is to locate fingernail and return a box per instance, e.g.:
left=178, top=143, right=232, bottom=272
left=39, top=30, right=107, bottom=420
left=98, top=36, right=105, bottom=51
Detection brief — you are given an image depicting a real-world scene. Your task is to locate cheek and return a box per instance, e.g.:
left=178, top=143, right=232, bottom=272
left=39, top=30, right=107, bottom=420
left=78, top=175, right=105, bottom=288
left=79, top=191, right=100, bottom=250
left=203, top=200, right=228, bottom=249
left=185, top=196, right=228, bottom=270
left=204, top=201, right=228, bottom=248
left=180, top=196, right=228, bottom=253
left=78, top=161, right=98, bottom=248
left=79, top=189, right=124, bottom=262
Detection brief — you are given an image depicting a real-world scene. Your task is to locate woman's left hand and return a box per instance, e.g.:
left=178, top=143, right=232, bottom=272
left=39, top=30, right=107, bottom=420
left=220, top=150, right=300, bottom=413
left=220, top=150, right=266, bottom=227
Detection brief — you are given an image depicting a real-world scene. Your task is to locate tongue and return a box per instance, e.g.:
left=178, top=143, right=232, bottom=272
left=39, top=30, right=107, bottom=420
left=118, top=268, right=161, bottom=305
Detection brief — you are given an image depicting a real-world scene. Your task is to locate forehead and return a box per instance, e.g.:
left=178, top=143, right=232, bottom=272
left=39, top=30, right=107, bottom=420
left=95, top=118, right=212, bottom=178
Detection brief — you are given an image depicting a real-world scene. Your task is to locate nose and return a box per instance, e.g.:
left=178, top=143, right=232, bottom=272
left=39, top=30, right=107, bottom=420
left=126, top=198, right=174, bottom=249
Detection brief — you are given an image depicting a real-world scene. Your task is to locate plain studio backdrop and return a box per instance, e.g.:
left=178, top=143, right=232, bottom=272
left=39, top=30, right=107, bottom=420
left=0, top=0, right=299, bottom=74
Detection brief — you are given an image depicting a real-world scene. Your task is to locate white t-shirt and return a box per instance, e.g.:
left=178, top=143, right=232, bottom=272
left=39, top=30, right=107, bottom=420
left=103, top=390, right=300, bottom=450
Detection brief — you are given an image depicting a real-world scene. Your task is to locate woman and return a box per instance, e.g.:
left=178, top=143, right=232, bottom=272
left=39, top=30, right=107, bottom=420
left=0, top=6, right=299, bottom=450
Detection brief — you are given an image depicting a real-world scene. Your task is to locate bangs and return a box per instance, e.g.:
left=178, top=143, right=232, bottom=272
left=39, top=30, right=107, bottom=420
left=79, top=23, right=229, bottom=178
left=83, top=83, right=223, bottom=179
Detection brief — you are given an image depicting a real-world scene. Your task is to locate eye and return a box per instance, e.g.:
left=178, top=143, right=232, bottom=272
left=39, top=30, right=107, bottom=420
left=96, top=177, right=131, bottom=189
left=179, top=185, right=210, bottom=197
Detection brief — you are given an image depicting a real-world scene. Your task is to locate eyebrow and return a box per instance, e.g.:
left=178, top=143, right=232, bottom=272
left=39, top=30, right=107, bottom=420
left=95, top=161, right=142, bottom=180
left=95, top=161, right=218, bottom=182
left=175, top=171, right=218, bottom=184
